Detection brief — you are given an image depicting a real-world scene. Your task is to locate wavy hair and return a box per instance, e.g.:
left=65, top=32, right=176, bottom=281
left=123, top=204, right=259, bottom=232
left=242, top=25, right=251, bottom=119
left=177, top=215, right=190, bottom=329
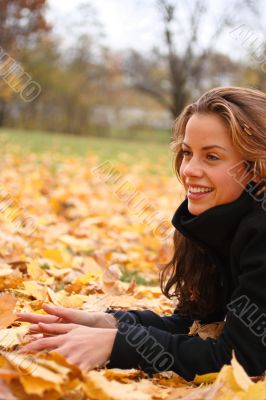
left=160, top=86, right=266, bottom=319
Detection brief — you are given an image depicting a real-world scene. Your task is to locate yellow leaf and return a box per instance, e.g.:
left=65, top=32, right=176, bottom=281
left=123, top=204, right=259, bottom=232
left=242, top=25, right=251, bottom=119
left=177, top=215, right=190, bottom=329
left=0, top=351, right=71, bottom=395
left=0, top=326, right=29, bottom=349
left=58, top=293, right=88, bottom=308
left=0, top=294, right=17, bottom=329
left=20, top=374, right=59, bottom=396
left=215, top=365, right=241, bottom=391
left=23, top=281, right=47, bottom=301
left=1, top=352, right=64, bottom=383
left=77, top=271, right=102, bottom=284
left=84, top=370, right=156, bottom=400
left=47, top=287, right=61, bottom=305
left=193, top=371, right=219, bottom=384
left=231, top=351, right=253, bottom=391
left=0, top=270, right=23, bottom=290
left=42, top=248, right=70, bottom=268
left=104, top=368, right=146, bottom=382
left=27, top=261, right=46, bottom=281
left=243, top=381, right=266, bottom=400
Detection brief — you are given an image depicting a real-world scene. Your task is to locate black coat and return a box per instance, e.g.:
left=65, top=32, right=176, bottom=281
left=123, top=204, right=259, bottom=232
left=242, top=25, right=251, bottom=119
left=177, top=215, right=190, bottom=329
left=106, top=180, right=266, bottom=380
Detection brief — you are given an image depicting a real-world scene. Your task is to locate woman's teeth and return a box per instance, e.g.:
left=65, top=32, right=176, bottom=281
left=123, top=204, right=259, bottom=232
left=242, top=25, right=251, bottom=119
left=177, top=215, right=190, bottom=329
left=189, top=187, right=213, bottom=193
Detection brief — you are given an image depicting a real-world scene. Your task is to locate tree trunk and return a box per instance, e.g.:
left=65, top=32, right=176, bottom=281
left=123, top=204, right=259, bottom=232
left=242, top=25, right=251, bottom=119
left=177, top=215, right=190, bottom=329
left=0, top=99, right=6, bottom=127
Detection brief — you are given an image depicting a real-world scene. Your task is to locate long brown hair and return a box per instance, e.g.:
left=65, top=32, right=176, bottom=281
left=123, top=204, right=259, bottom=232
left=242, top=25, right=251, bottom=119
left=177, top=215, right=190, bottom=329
left=160, top=86, right=266, bottom=319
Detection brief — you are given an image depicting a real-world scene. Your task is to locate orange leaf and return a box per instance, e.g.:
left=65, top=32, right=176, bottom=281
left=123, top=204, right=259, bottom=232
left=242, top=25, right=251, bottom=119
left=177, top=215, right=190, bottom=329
left=0, top=294, right=17, bottom=329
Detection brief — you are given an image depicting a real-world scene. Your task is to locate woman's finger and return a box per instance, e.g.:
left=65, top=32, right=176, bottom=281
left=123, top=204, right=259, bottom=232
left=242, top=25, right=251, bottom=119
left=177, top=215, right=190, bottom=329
left=15, top=312, right=59, bottom=324
left=51, top=346, right=68, bottom=358
left=29, top=324, right=41, bottom=332
left=18, top=335, right=62, bottom=353
left=28, top=324, right=57, bottom=337
left=37, top=322, right=79, bottom=334
left=42, top=303, right=78, bottom=321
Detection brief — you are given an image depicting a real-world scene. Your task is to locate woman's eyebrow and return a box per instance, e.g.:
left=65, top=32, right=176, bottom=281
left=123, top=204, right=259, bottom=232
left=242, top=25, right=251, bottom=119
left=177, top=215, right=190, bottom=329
left=181, top=142, right=227, bottom=151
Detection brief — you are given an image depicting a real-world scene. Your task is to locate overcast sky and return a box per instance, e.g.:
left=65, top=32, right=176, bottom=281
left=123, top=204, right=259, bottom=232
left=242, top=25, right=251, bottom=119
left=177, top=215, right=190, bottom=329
left=47, top=0, right=164, bottom=52
left=47, top=0, right=265, bottom=59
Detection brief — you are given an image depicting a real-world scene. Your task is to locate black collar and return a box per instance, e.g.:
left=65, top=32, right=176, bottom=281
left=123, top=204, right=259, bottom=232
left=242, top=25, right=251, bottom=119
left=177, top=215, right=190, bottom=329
left=171, top=180, right=260, bottom=255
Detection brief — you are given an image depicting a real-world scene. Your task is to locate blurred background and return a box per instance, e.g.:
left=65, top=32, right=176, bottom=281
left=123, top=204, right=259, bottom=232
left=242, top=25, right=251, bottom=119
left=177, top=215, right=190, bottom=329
left=0, top=0, right=265, bottom=147
left=0, top=0, right=265, bottom=301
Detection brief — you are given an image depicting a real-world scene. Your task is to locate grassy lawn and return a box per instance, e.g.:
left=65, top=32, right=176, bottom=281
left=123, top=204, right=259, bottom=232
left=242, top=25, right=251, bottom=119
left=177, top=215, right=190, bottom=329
left=0, top=127, right=175, bottom=175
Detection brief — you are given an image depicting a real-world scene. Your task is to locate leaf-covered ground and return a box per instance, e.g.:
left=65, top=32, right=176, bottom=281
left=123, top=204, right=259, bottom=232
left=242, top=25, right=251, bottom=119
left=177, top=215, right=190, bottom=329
left=0, top=150, right=265, bottom=399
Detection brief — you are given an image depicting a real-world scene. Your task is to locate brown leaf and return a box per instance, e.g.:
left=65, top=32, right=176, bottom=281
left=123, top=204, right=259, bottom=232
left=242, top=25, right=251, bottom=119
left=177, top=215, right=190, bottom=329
left=188, top=320, right=225, bottom=340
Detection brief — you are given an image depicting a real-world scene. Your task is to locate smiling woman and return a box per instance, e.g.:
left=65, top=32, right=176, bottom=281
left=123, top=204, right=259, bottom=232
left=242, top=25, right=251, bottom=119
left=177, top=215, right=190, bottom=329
left=17, top=87, right=266, bottom=382
left=179, top=112, right=253, bottom=216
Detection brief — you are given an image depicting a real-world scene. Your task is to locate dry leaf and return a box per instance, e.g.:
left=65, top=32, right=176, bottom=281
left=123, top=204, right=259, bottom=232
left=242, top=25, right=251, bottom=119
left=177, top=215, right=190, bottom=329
left=0, top=351, right=74, bottom=396
left=0, top=326, right=29, bottom=349
left=231, top=350, right=253, bottom=391
left=0, top=294, right=17, bottom=329
left=104, top=368, right=147, bottom=383
left=1, top=152, right=265, bottom=399
left=152, top=371, right=190, bottom=387
left=188, top=320, right=225, bottom=340
left=84, top=370, right=158, bottom=400
left=193, top=371, right=219, bottom=384
left=23, top=281, right=47, bottom=301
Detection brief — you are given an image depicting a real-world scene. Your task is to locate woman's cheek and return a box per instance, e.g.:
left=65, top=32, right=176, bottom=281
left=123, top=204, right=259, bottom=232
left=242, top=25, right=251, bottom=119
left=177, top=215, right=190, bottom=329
left=179, top=161, right=185, bottom=181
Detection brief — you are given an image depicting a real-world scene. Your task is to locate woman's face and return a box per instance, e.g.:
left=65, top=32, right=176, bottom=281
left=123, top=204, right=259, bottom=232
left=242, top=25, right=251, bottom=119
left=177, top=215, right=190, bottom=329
left=179, top=113, right=253, bottom=216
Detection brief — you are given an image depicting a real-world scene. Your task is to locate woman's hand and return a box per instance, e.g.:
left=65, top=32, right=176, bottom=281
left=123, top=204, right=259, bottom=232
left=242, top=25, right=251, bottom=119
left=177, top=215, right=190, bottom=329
left=18, top=323, right=117, bottom=373
left=16, top=303, right=118, bottom=332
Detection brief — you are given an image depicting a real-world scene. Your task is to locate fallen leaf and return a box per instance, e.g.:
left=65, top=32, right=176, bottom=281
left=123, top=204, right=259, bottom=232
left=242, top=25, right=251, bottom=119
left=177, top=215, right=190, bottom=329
left=193, top=371, right=219, bottom=384
left=0, top=326, right=29, bottom=349
left=0, top=294, right=17, bottom=329
left=23, top=281, right=47, bottom=301
left=188, top=320, right=225, bottom=340
left=231, top=351, right=253, bottom=391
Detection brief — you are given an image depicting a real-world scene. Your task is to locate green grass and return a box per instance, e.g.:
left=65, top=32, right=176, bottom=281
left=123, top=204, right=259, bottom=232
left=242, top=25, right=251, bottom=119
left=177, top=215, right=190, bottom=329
left=0, top=127, right=174, bottom=175
left=121, top=270, right=158, bottom=286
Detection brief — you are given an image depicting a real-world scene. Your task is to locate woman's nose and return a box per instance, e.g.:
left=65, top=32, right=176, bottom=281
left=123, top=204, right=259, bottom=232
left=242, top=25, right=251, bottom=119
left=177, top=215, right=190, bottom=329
left=183, top=158, right=204, bottom=177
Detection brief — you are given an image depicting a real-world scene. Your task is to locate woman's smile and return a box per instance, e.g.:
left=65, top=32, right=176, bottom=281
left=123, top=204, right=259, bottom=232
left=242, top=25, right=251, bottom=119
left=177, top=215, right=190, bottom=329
left=187, top=188, right=214, bottom=200
left=179, top=113, right=253, bottom=215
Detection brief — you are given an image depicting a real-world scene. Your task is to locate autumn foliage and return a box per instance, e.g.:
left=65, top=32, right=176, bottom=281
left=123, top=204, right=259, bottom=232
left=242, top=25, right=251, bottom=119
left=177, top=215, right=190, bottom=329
left=0, top=151, right=265, bottom=399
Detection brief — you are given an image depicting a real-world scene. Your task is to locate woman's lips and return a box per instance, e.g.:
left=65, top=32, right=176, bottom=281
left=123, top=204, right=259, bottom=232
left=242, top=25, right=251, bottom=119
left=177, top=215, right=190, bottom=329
left=187, top=189, right=214, bottom=200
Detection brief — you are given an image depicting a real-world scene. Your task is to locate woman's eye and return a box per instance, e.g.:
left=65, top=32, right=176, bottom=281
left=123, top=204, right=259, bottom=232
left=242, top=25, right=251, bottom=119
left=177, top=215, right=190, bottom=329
left=181, top=150, right=191, bottom=156
left=181, top=150, right=219, bottom=161
left=207, top=154, right=220, bottom=161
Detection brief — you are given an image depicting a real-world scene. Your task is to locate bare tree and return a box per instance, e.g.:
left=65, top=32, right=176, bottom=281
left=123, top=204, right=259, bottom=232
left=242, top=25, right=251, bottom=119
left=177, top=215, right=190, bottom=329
left=0, top=0, right=50, bottom=126
left=123, top=0, right=261, bottom=119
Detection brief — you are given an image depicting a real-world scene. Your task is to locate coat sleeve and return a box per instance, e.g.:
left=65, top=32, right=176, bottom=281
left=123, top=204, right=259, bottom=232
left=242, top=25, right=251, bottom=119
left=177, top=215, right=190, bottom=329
left=107, top=216, right=266, bottom=381
left=105, top=308, right=193, bottom=334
